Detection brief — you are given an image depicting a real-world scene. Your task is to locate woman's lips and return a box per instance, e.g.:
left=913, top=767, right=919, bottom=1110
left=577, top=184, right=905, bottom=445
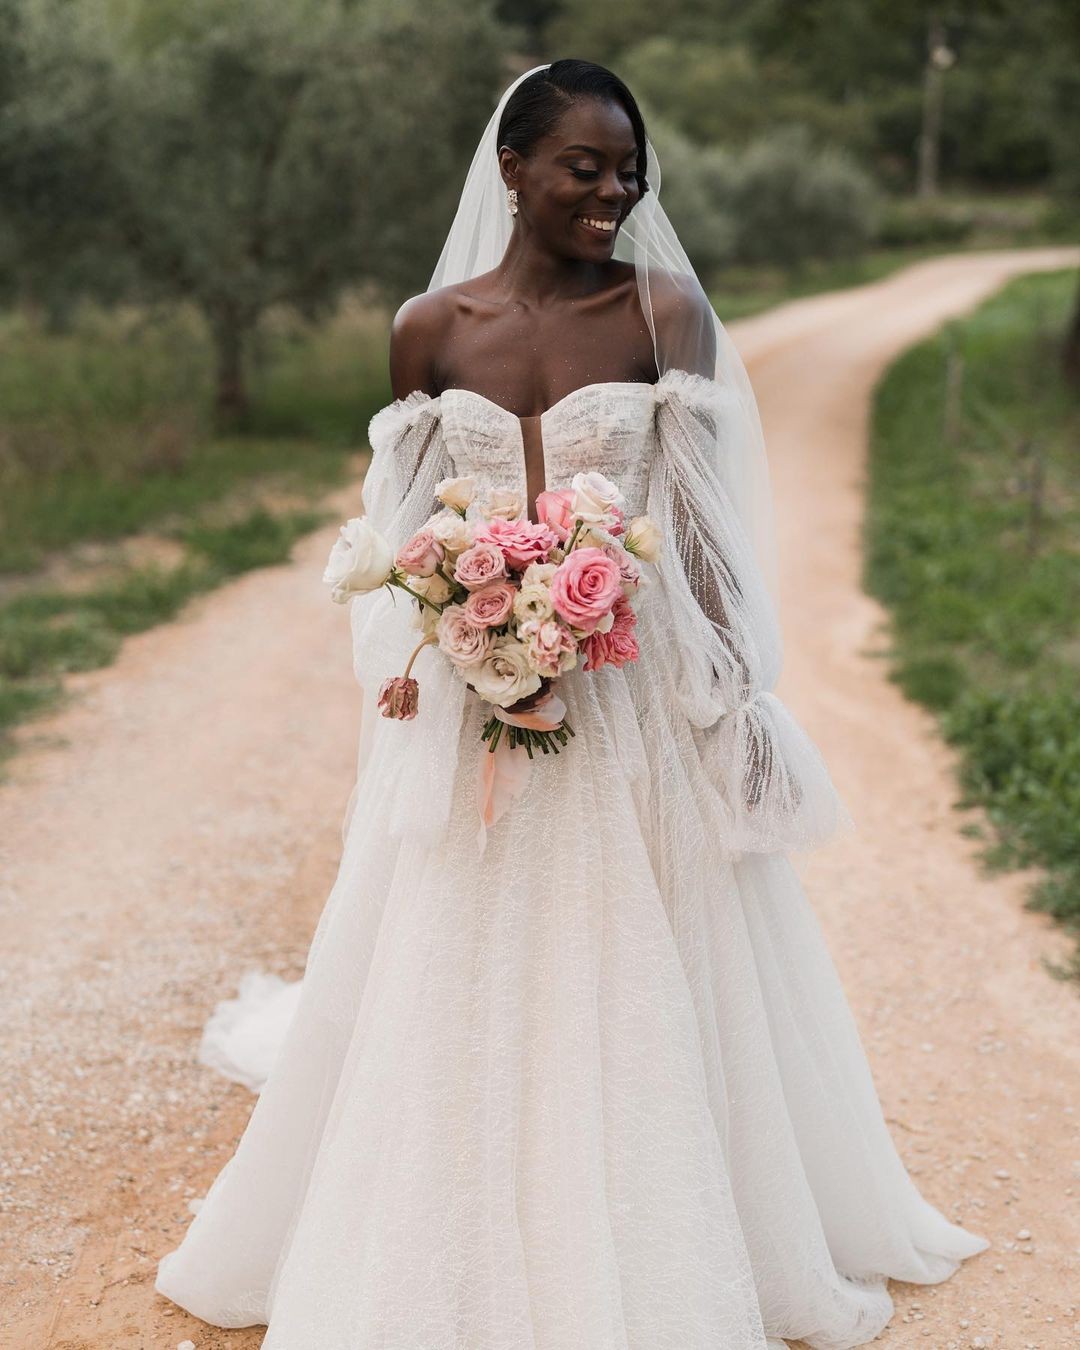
left=575, top=215, right=619, bottom=242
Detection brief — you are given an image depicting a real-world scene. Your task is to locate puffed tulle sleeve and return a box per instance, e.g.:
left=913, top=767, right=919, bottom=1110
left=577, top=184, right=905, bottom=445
left=342, top=391, right=467, bottom=846
left=648, top=370, right=853, bottom=855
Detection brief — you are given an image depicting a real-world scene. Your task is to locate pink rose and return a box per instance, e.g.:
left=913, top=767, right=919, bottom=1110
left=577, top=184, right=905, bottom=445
left=582, top=597, right=639, bottom=672
left=435, top=604, right=492, bottom=666
left=464, top=581, right=515, bottom=629
left=395, top=528, right=444, bottom=578
left=549, top=546, right=623, bottom=631
left=475, top=517, right=558, bottom=570
left=603, top=541, right=640, bottom=595
left=535, top=488, right=575, bottom=542
left=453, top=541, right=507, bottom=591
left=377, top=676, right=419, bottom=719
left=607, top=505, right=625, bottom=537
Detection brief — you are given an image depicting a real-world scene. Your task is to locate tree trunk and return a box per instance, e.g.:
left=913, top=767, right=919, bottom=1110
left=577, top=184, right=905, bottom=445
left=212, top=314, right=251, bottom=430
left=917, top=14, right=947, bottom=200
left=1063, top=269, right=1080, bottom=387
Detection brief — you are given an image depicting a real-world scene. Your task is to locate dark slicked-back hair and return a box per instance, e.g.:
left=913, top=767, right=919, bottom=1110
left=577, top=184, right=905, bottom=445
left=496, top=59, right=649, bottom=198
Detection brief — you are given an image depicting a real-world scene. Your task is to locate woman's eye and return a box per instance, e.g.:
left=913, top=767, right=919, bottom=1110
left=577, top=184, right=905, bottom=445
left=569, top=168, right=599, bottom=180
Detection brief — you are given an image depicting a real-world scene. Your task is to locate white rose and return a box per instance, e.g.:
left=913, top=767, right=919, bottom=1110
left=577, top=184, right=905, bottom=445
left=435, top=476, right=476, bottom=512
left=479, top=487, right=524, bottom=522
left=624, top=516, right=662, bottom=564
left=570, top=471, right=624, bottom=525
left=323, top=517, right=394, bottom=603
left=428, top=510, right=473, bottom=556
left=470, top=635, right=542, bottom=708
left=513, top=581, right=556, bottom=625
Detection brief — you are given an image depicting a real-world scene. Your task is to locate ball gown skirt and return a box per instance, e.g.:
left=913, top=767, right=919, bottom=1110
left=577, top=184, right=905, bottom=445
left=154, top=374, right=989, bottom=1347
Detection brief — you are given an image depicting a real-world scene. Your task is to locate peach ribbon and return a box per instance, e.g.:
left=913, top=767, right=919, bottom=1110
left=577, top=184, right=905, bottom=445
left=476, top=692, right=567, bottom=855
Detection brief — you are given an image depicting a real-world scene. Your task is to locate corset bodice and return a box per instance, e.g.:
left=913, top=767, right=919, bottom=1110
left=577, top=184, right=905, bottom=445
left=438, top=381, right=658, bottom=516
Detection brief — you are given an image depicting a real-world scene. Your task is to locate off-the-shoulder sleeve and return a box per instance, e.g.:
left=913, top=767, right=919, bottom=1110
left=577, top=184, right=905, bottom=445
left=343, top=389, right=466, bottom=848
left=648, top=370, right=852, bottom=855
left=360, top=389, right=450, bottom=546
left=351, top=387, right=450, bottom=692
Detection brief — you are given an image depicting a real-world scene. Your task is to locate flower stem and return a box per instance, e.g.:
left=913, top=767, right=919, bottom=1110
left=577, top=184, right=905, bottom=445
left=389, top=573, right=445, bottom=613
left=402, top=633, right=437, bottom=680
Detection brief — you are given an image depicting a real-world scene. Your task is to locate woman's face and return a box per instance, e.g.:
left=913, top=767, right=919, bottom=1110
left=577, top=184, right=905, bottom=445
left=499, top=97, right=643, bottom=263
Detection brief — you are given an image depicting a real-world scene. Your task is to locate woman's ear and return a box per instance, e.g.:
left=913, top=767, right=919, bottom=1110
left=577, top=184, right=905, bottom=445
left=498, top=146, right=521, bottom=190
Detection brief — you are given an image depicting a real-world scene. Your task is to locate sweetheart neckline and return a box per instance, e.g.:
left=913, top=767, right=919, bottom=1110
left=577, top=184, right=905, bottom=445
left=437, top=379, right=658, bottom=423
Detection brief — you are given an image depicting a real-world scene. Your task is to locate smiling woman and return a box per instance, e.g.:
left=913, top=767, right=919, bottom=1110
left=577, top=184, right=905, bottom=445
left=387, top=64, right=665, bottom=416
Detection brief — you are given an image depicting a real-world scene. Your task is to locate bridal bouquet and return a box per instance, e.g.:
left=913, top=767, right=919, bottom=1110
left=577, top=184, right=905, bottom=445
left=323, top=472, right=661, bottom=759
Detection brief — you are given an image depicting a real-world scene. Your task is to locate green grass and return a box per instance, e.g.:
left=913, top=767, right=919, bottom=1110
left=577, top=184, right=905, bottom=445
left=0, top=294, right=390, bottom=755
left=0, top=298, right=389, bottom=572
left=0, top=507, right=328, bottom=753
left=864, top=268, right=1080, bottom=976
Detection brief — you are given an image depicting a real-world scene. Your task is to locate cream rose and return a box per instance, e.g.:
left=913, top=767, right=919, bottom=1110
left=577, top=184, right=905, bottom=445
left=470, top=635, right=542, bottom=708
left=435, top=476, right=476, bottom=512
left=408, top=572, right=452, bottom=605
left=323, top=517, right=394, bottom=603
left=512, top=581, right=555, bottom=625
left=478, top=487, right=524, bottom=521
left=624, top=516, right=662, bottom=564
left=428, top=510, right=473, bottom=556
left=521, top=561, right=557, bottom=586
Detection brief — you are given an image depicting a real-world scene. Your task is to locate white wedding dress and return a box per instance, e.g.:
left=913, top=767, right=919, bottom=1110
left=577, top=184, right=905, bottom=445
left=155, top=370, right=989, bottom=1348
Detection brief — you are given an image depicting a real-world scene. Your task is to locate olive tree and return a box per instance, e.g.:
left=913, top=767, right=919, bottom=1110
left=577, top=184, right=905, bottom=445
left=106, top=0, right=504, bottom=424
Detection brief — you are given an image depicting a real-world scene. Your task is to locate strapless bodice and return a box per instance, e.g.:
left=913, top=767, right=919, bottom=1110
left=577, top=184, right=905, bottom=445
left=417, top=380, right=660, bottom=516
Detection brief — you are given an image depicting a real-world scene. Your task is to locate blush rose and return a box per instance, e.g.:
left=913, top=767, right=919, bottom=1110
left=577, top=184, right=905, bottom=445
left=463, top=582, right=515, bottom=629
left=453, top=541, right=507, bottom=591
left=395, top=528, right=444, bottom=578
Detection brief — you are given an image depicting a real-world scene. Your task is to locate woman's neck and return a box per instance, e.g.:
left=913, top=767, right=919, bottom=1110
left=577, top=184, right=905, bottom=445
left=490, top=230, right=608, bottom=308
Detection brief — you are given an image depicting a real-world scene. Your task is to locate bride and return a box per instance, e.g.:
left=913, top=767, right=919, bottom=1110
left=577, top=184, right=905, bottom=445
left=155, top=59, right=989, bottom=1348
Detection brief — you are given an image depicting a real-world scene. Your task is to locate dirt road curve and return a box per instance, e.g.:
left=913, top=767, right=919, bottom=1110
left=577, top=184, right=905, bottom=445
left=2, top=248, right=1078, bottom=1350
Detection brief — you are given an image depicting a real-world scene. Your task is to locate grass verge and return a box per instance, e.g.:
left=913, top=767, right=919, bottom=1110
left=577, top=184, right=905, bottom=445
left=864, top=268, right=1080, bottom=978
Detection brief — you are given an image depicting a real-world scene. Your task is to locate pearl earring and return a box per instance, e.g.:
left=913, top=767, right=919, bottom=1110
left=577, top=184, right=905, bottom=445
left=506, top=187, right=518, bottom=216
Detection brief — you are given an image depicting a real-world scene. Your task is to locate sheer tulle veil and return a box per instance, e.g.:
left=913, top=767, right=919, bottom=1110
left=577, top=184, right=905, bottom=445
left=427, top=61, right=780, bottom=604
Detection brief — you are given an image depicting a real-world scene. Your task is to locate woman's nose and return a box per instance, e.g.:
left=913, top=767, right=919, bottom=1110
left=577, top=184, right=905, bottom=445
left=594, top=172, right=627, bottom=204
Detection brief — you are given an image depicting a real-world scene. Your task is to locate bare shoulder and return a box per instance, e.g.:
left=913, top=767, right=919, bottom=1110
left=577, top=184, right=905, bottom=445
left=388, top=289, right=453, bottom=400
left=389, top=277, right=507, bottom=398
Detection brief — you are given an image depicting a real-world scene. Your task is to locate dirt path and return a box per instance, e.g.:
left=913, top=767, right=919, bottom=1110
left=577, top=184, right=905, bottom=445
left=2, top=248, right=1078, bottom=1350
